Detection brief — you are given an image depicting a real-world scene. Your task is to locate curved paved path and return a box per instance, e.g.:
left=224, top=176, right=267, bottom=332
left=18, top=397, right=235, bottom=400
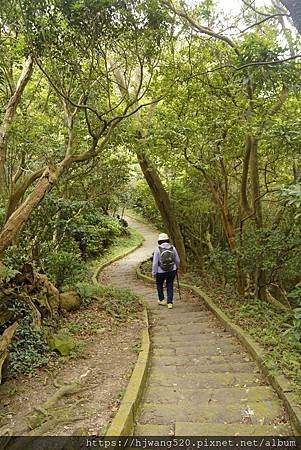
left=99, top=216, right=292, bottom=436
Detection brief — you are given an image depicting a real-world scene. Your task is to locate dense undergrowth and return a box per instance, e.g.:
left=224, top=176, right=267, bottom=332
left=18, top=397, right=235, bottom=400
left=2, top=195, right=128, bottom=289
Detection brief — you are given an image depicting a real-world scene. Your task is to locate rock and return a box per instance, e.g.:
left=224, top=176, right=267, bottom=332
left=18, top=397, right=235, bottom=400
left=60, top=291, right=81, bottom=312
left=48, top=334, right=76, bottom=356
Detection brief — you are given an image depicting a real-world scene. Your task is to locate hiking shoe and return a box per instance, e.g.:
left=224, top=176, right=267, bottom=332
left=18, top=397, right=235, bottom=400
left=167, top=303, right=173, bottom=309
left=158, top=300, right=167, bottom=306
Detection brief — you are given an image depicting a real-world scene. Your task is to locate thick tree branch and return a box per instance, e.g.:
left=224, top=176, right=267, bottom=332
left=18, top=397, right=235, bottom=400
left=6, top=167, right=45, bottom=220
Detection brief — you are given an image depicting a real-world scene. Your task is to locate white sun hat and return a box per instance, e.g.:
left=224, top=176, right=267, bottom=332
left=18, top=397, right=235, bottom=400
left=158, top=233, right=169, bottom=241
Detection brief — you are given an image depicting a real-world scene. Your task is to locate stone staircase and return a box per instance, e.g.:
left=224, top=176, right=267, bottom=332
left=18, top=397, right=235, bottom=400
left=100, top=216, right=292, bottom=436
left=134, top=299, right=291, bottom=435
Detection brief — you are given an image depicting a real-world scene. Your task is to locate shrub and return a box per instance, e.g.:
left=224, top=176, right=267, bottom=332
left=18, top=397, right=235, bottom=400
left=97, top=286, right=140, bottom=320
left=44, top=250, right=88, bottom=288
left=75, top=282, right=104, bottom=306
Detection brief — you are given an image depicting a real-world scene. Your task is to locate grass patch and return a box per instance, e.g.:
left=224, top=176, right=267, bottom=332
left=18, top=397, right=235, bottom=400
left=124, top=209, right=151, bottom=225
left=93, top=284, right=143, bottom=321
left=89, top=227, right=143, bottom=274
left=140, top=258, right=152, bottom=275
left=181, top=271, right=301, bottom=402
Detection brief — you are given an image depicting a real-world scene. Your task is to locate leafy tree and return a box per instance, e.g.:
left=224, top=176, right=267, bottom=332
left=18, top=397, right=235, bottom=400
left=0, top=0, right=165, bottom=256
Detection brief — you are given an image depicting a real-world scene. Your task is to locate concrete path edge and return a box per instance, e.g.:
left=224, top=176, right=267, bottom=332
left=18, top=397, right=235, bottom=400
left=92, top=230, right=150, bottom=437
left=105, top=307, right=150, bottom=436
left=136, top=264, right=301, bottom=436
left=92, top=228, right=145, bottom=284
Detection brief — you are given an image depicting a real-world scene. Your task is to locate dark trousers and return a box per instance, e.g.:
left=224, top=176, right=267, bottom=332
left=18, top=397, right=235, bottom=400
left=156, top=270, right=176, bottom=304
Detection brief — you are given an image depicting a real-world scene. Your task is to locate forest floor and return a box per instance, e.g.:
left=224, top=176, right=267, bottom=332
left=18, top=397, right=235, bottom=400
left=0, top=295, right=144, bottom=437
left=0, top=230, right=145, bottom=437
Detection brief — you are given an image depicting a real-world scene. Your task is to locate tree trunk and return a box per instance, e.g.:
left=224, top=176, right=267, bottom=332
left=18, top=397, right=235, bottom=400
left=240, top=135, right=253, bottom=219
left=0, top=127, right=112, bottom=259
left=205, top=175, right=247, bottom=294
left=0, top=55, right=33, bottom=198
left=5, top=167, right=45, bottom=220
left=203, top=173, right=237, bottom=251
left=280, top=0, right=301, bottom=35
left=137, top=152, right=187, bottom=272
left=250, top=138, right=264, bottom=228
left=0, top=165, right=62, bottom=257
left=249, top=138, right=268, bottom=301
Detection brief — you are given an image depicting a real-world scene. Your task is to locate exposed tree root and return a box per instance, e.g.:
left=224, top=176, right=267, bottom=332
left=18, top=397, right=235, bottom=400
left=28, top=415, right=86, bottom=436
left=0, top=322, right=18, bottom=383
left=26, top=380, right=98, bottom=434
left=43, top=383, right=83, bottom=409
left=4, top=415, right=86, bottom=450
left=23, top=295, right=42, bottom=330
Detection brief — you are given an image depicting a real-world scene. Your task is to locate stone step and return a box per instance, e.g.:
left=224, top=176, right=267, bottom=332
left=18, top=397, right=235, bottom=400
left=175, top=422, right=292, bottom=436
left=153, top=324, right=228, bottom=335
left=133, top=423, right=171, bottom=435
left=153, top=305, right=207, bottom=313
left=142, top=385, right=277, bottom=404
left=151, top=336, right=238, bottom=348
left=149, top=371, right=265, bottom=389
left=152, top=343, right=245, bottom=357
left=150, top=361, right=258, bottom=375
left=134, top=422, right=292, bottom=435
left=152, top=354, right=252, bottom=366
left=176, top=345, right=243, bottom=357
left=155, top=313, right=213, bottom=324
left=176, top=362, right=258, bottom=374
left=138, top=400, right=286, bottom=425
left=152, top=331, right=234, bottom=342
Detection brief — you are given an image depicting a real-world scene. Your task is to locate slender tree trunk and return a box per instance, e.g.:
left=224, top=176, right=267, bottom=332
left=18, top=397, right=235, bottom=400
left=249, top=138, right=268, bottom=301
left=109, top=65, right=188, bottom=269
left=240, top=135, right=253, bottom=219
left=0, top=55, right=33, bottom=198
left=137, top=151, right=187, bottom=272
left=250, top=138, right=263, bottom=228
left=205, top=174, right=247, bottom=294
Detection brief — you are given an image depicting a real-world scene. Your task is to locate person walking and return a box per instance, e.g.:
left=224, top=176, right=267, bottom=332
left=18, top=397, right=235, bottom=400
left=152, top=233, right=180, bottom=309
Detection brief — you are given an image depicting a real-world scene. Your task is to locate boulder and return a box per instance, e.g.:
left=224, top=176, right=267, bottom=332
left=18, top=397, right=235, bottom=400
left=48, top=333, right=76, bottom=356
left=59, top=291, right=81, bottom=312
